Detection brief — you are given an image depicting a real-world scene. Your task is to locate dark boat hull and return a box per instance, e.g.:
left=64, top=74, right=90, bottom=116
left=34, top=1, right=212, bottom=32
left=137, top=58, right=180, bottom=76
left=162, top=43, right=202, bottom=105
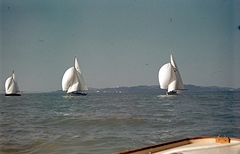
left=167, top=91, right=177, bottom=95
left=68, top=92, right=87, bottom=96
left=5, top=93, right=21, bottom=96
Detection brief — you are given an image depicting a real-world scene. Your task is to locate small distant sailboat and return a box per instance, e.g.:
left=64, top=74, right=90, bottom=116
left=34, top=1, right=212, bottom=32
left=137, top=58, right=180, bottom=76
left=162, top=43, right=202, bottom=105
left=5, top=71, right=21, bottom=96
left=62, top=57, right=88, bottom=95
left=158, top=54, right=184, bottom=95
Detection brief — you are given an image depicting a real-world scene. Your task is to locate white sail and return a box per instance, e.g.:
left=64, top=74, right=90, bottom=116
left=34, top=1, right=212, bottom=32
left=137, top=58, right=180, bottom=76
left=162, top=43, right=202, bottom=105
left=74, top=58, right=88, bottom=91
left=62, top=57, right=88, bottom=94
left=62, top=67, right=76, bottom=91
left=5, top=71, right=20, bottom=95
left=170, top=54, right=184, bottom=90
left=158, top=63, right=173, bottom=89
left=158, top=54, right=184, bottom=94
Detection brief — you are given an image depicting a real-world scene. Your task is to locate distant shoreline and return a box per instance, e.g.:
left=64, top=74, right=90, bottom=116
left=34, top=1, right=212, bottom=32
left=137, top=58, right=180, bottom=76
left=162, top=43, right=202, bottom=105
left=53, top=84, right=240, bottom=93
left=1, top=84, right=239, bottom=94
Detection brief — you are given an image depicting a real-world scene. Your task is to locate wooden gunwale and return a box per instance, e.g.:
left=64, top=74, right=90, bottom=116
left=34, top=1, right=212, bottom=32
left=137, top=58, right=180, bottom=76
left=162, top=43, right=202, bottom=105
left=119, top=136, right=240, bottom=154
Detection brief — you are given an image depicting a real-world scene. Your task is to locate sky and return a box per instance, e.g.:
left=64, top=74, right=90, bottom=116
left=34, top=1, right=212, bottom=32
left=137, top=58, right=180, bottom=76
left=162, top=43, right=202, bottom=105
left=0, top=0, right=240, bottom=92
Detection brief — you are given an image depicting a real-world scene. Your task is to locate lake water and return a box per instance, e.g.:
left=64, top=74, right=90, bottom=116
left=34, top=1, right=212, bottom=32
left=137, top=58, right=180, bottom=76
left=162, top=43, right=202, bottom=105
left=0, top=91, right=240, bottom=154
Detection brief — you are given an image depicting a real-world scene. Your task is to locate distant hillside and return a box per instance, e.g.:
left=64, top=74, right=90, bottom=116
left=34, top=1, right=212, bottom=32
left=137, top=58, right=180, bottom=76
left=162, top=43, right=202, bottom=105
left=89, top=85, right=239, bottom=93
left=90, top=85, right=161, bottom=93
left=54, top=84, right=240, bottom=93
left=183, top=84, right=239, bottom=92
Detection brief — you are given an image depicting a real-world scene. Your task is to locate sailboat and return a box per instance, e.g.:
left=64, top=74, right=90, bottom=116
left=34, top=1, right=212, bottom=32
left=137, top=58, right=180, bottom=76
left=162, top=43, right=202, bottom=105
left=158, top=54, right=184, bottom=95
left=62, top=57, right=88, bottom=95
left=5, top=71, right=21, bottom=96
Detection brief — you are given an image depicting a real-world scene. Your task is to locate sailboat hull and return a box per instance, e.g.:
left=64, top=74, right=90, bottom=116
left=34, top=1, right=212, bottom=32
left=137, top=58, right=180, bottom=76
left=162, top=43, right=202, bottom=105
left=5, top=93, right=21, bottom=96
left=68, top=92, right=87, bottom=96
left=167, top=91, right=177, bottom=95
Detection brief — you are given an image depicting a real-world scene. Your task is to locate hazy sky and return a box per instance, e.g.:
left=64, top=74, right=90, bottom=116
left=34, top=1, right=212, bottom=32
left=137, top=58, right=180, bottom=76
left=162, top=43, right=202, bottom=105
left=1, top=0, right=240, bottom=92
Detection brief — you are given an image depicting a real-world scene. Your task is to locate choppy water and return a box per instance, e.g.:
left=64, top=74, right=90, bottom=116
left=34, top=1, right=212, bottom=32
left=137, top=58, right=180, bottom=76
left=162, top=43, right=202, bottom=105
left=0, top=91, right=240, bottom=154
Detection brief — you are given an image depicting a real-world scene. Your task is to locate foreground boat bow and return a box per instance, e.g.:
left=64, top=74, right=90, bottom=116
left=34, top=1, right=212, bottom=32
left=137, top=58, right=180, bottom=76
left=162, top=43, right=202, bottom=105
left=119, top=136, right=240, bottom=154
